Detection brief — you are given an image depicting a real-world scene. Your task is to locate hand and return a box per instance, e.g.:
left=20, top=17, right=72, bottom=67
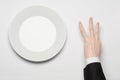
left=79, top=17, right=101, bottom=58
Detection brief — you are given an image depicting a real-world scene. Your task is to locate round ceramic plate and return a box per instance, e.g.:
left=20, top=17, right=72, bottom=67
left=8, top=6, right=66, bottom=62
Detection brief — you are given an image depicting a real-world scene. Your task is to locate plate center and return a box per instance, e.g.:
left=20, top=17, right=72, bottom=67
left=19, top=16, right=56, bottom=52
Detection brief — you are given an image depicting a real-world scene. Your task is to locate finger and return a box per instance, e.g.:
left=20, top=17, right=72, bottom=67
left=89, top=17, right=95, bottom=38
left=79, top=21, right=87, bottom=39
left=95, top=22, right=99, bottom=40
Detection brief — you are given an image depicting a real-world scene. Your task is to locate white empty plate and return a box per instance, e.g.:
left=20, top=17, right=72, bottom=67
left=8, top=6, right=67, bottom=62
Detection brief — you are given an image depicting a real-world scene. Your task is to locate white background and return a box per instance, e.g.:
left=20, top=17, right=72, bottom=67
left=0, top=0, right=120, bottom=80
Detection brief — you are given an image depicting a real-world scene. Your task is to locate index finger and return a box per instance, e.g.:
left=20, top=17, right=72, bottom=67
left=79, top=21, right=88, bottom=40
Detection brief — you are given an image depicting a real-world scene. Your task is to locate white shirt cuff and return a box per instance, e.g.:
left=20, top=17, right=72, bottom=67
left=86, top=57, right=100, bottom=65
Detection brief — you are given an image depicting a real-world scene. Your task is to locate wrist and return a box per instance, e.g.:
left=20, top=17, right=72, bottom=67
left=86, top=57, right=100, bottom=65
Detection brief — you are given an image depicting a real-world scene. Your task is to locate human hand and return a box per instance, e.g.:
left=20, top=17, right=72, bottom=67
left=79, top=17, right=101, bottom=58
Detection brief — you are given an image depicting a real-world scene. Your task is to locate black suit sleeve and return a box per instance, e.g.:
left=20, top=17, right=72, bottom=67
left=84, top=62, right=106, bottom=80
